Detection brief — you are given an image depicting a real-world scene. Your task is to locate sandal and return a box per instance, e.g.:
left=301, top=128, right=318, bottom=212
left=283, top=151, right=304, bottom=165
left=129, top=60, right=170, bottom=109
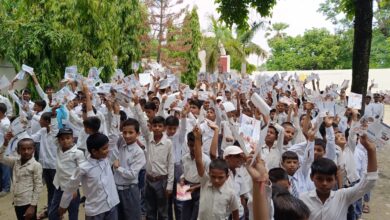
left=363, top=204, right=370, bottom=213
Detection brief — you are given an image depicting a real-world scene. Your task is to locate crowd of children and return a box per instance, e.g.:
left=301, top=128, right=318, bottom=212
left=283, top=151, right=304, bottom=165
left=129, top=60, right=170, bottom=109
left=0, top=66, right=386, bottom=220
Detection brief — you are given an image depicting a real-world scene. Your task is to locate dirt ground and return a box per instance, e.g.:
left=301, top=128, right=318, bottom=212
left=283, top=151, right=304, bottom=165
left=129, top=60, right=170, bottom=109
left=1, top=107, right=390, bottom=220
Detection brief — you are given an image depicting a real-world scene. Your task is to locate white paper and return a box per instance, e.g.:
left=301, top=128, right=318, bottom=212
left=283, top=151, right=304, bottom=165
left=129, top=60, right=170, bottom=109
left=348, top=92, right=363, bottom=110
left=222, top=101, right=236, bottom=113
left=341, top=80, right=350, bottom=90
left=139, top=73, right=151, bottom=86
left=176, top=184, right=192, bottom=201
left=64, top=66, right=77, bottom=79
left=11, top=117, right=30, bottom=136
left=15, top=71, right=26, bottom=80
left=164, top=92, right=180, bottom=109
left=367, top=122, right=390, bottom=148
left=22, top=64, right=34, bottom=74
left=251, top=93, right=271, bottom=116
left=0, top=75, right=11, bottom=90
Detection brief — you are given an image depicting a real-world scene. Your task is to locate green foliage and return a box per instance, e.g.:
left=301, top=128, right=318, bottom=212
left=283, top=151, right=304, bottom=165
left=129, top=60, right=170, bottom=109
left=181, top=8, right=201, bottom=88
left=0, top=0, right=149, bottom=87
left=215, top=0, right=276, bottom=30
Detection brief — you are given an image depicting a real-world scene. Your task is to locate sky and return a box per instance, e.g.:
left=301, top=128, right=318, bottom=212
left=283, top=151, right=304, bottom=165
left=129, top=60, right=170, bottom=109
left=184, top=0, right=336, bottom=64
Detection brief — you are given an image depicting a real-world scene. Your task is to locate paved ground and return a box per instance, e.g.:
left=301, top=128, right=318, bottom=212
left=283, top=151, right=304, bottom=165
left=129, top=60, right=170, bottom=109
left=1, top=107, right=390, bottom=219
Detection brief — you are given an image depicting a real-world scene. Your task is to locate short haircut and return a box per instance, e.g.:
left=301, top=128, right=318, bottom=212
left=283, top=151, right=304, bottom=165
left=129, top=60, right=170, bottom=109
left=282, top=151, right=299, bottom=162
left=81, top=104, right=97, bottom=114
left=17, top=138, right=35, bottom=150
left=45, top=84, right=54, bottom=91
left=268, top=125, right=279, bottom=137
left=83, top=117, right=101, bottom=132
left=282, top=122, right=296, bottom=131
left=299, top=113, right=313, bottom=122
left=151, top=116, right=165, bottom=125
left=122, top=118, right=140, bottom=133
left=270, top=109, right=277, bottom=114
left=22, top=88, right=31, bottom=94
left=165, top=115, right=179, bottom=127
left=187, top=131, right=195, bottom=143
left=273, top=186, right=311, bottom=220
left=119, top=110, right=127, bottom=122
left=34, top=100, right=47, bottom=110
left=311, top=157, right=337, bottom=177
left=314, top=138, right=326, bottom=151
left=86, top=133, right=109, bottom=153
left=319, top=122, right=338, bottom=138
left=0, top=103, right=7, bottom=114
left=209, top=158, right=229, bottom=175
left=189, top=99, right=202, bottom=110
left=147, top=91, right=154, bottom=96
left=144, top=101, right=157, bottom=111
left=139, top=98, right=147, bottom=107
left=269, top=168, right=289, bottom=184
left=41, top=112, right=52, bottom=122
left=151, top=96, right=160, bottom=103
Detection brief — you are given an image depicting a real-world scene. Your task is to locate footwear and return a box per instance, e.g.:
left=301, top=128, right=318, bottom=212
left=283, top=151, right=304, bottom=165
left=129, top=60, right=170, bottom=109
left=37, top=210, right=48, bottom=220
left=0, top=191, right=9, bottom=197
left=363, top=204, right=370, bottom=213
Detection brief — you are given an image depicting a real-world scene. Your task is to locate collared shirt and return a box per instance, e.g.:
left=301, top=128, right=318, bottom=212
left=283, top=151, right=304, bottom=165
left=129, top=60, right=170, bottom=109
left=200, top=122, right=214, bottom=155
left=60, top=157, right=120, bottom=217
left=182, top=152, right=210, bottom=183
left=134, top=104, right=175, bottom=190
left=114, top=139, right=146, bottom=185
left=226, top=168, right=250, bottom=218
left=261, top=123, right=285, bottom=170
left=31, top=121, right=58, bottom=169
left=198, top=173, right=239, bottom=220
left=0, top=116, right=10, bottom=135
left=167, top=118, right=187, bottom=164
left=53, top=145, right=85, bottom=190
left=0, top=146, right=43, bottom=206
left=300, top=172, right=378, bottom=220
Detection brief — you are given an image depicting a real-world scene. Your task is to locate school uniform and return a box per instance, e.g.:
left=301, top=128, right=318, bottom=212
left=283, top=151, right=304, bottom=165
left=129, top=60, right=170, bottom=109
left=134, top=104, right=174, bottom=220
left=300, top=172, right=378, bottom=220
left=181, top=152, right=210, bottom=220
left=114, top=138, right=146, bottom=220
left=60, top=157, right=120, bottom=219
left=0, top=95, right=13, bottom=117
left=226, top=168, right=250, bottom=219
left=198, top=172, right=239, bottom=220
left=0, top=145, right=43, bottom=220
left=260, top=124, right=285, bottom=170
left=48, top=145, right=85, bottom=220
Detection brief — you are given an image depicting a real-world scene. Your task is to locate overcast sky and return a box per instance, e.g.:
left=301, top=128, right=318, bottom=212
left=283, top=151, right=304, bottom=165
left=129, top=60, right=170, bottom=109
left=184, top=0, right=336, bottom=64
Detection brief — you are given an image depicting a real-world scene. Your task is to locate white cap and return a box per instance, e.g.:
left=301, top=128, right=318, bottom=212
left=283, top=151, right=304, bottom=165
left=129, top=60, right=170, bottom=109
left=216, top=96, right=224, bottom=101
left=223, top=145, right=243, bottom=159
left=222, top=101, right=236, bottom=113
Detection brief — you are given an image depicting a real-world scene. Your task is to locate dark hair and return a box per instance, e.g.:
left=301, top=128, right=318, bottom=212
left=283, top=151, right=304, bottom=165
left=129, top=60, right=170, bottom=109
left=151, top=96, right=160, bottom=103
left=310, top=157, right=337, bottom=177
left=119, top=110, right=127, bottom=122
left=314, top=138, right=326, bottom=151
left=282, top=122, right=295, bottom=130
left=144, top=101, right=157, bottom=111
left=268, top=125, right=279, bottom=137
left=41, top=112, right=52, bottom=123
left=270, top=109, right=277, bottom=114
left=189, top=99, right=202, bottom=110
left=17, top=138, right=35, bottom=150
left=34, top=100, right=47, bottom=110
left=83, top=117, right=101, bottom=132
left=86, top=133, right=109, bottom=153
left=151, top=116, right=165, bottom=125
left=122, top=118, right=140, bottom=133
left=299, top=113, right=313, bottom=122
left=139, top=98, right=147, bottom=107
left=319, top=122, right=338, bottom=139
left=0, top=103, right=7, bottom=114
left=22, top=88, right=31, bottom=94
left=282, top=151, right=299, bottom=162
left=187, top=131, right=195, bottom=143
left=165, top=115, right=179, bottom=127
left=81, top=104, right=97, bottom=114
left=147, top=91, right=154, bottom=96
left=273, top=185, right=311, bottom=220
left=45, top=84, right=54, bottom=91
left=269, top=168, right=289, bottom=184
left=209, top=158, right=229, bottom=175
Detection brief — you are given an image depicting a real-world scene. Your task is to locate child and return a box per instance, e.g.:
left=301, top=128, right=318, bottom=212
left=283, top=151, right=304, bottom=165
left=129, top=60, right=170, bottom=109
left=0, top=137, right=43, bottom=220
left=269, top=168, right=290, bottom=191
left=113, top=118, right=146, bottom=220
left=48, top=128, right=85, bottom=220
left=261, top=123, right=285, bottom=169
left=300, top=134, right=378, bottom=220
left=135, top=96, right=174, bottom=220
left=193, top=126, right=239, bottom=220
left=59, top=133, right=120, bottom=219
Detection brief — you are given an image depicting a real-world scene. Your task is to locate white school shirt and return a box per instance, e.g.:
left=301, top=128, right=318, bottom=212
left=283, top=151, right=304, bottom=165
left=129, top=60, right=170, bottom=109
left=261, top=124, right=285, bottom=170
left=181, top=152, right=210, bottom=183
left=369, top=102, right=384, bottom=120
left=198, top=173, right=239, bottom=220
left=31, top=121, right=58, bottom=169
left=300, top=172, right=378, bottom=220
left=168, top=118, right=187, bottom=164
left=354, top=143, right=368, bottom=178
left=114, top=139, right=146, bottom=185
left=0, top=95, right=13, bottom=117
left=60, top=157, right=120, bottom=217
left=337, top=129, right=360, bottom=184
left=0, top=116, right=10, bottom=134
left=226, top=168, right=250, bottom=218
left=53, top=145, right=85, bottom=190
left=290, top=141, right=315, bottom=195
left=29, top=111, right=43, bottom=135
left=200, top=121, right=214, bottom=155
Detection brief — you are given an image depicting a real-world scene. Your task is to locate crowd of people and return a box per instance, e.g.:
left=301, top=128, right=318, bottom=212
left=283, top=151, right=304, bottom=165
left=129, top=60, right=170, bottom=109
left=0, top=65, right=386, bottom=220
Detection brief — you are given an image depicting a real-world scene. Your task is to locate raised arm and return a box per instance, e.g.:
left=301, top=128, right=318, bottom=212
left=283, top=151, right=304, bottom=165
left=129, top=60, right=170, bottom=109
left=208, top=121, right=220, bottom=160
left=193, top=126, right=205, bottom=177
left=324, top=116, right=336, bottom=161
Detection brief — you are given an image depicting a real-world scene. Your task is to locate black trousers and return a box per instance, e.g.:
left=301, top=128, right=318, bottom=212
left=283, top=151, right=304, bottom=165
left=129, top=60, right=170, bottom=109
left=15, top=205, right=37, bottom=220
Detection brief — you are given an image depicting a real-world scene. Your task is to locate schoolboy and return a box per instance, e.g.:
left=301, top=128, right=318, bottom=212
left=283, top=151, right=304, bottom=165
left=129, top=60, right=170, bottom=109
left=48, top=128, right=85, bottom=220
left=300, top=134, right=378, bottom=220
left=113, top=118, right=146, bottom=220
left=193, top=126, right=239, bottom=220
left=59, top=133, right=120, bottom=220
left=0, top=137, right=43, bottom=220
left=268, top=168, right=290, bottom=190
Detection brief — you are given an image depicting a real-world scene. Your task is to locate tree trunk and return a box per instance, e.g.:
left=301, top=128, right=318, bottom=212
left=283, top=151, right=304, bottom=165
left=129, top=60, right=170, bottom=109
left=157, top=0, right=164, bottom=63
left=351, top=0, right=373, bottom=113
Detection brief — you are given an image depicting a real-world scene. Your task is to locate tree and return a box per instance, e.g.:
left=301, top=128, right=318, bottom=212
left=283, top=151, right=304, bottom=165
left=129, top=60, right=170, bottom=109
left=265, top=22, right=290, bottom=39
left=145, top=0, right=187, bottom=63
left=181, top=8, right=201, bottom=88
left=0, top=0, right=149, bottom=87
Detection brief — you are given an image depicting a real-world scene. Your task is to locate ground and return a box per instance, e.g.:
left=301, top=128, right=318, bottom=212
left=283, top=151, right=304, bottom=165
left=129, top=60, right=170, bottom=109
left=1, top=107, right=390, bottom=220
